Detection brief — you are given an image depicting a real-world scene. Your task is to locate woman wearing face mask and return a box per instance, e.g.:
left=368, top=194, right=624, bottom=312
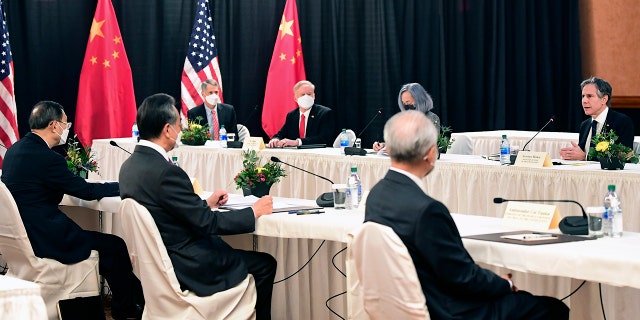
left=267, top=80, right=336, bottom=148
left=373, top=83, right=441, bottom=151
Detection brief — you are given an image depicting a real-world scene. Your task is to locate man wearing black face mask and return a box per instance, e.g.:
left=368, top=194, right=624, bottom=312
left=1, top=101, right=144, bottom=319
left=373, top=83, right=441, bottom=151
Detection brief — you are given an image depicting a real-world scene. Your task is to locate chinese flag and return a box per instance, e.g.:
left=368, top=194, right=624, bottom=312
left=261, top=0, right=306, bottom=138
left=76, top=0, right=136, bottom=147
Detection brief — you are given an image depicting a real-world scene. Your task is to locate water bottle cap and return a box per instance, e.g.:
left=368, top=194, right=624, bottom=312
left=351, top=167, right=357, bottom=172
left=342, top=128, right=346, bottom=132
left=172, top=156, right=178, bottom=161
left=608, top=184, right=615, bottom=191
left=502, top=134, right=507, bottom=139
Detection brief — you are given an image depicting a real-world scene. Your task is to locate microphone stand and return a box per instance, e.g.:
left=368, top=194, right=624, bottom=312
left=110, top=140, right=133, bottom=155
left=229, top=105, right=259, bottom=148
left=521, top=116, right=556, bottom=151
left=493, top=197, right=587, bottom=235
left=271, top=156, right=335, bottom=207
left=345, top=108, right=383, bottom=156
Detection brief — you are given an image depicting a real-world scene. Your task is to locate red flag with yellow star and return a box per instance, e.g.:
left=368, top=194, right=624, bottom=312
left=261, top=0, right=306, bottom=138
left=75, top=0, right=136, bottom=146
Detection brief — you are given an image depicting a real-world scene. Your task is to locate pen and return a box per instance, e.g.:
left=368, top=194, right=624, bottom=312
left=522, top=233, right=554, bottom=239
left=298, top=210, right=324, bottom=215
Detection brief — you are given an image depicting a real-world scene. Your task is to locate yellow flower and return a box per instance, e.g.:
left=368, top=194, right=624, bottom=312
left=189, top=123, right=202, bottom=130
left=257, top=167, right=264, bottom=174
left=595, top=141, right=609, bottom=152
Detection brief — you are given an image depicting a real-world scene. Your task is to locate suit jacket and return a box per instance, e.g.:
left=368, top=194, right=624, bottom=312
left=578, top=108, right=634, bottom=155
left=365, top=170, right=512, bottom=320
left=272, top=104, right=336, bottom=145
left=1, top=132, right=119, bottom=264
left=187, top=103, right=239, bottom=137
left=119, top=145, right=255, bottom=296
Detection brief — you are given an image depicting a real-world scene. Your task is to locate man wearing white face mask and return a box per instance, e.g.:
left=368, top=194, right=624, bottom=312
left=267, top=80, right=336, bottom=148
left=2, top=101, right=145, bottom=319
left=187, top=79, right=239, bottom=140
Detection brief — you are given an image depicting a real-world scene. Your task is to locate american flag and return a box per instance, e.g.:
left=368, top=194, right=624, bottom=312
left=0, top=0, right=18, bottom=168
left=180, top=0, right=223, bottom=117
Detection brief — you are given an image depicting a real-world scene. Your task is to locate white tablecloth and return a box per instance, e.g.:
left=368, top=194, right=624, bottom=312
left=0, top=275, right=47, bottom=320
left=451, top=130, right=640, bottom=158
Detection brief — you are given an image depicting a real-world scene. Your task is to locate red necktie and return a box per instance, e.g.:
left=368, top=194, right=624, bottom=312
left=299, top=114, right=306, bottom=139
left=211, top=108, right=219, bottom=140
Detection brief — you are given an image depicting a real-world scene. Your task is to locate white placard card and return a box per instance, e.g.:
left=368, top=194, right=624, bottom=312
left=501, top=201, right=561, bottom=231
left=242, top=137, right=265, bottom=151
left=513, top=151, right=552, bottom=168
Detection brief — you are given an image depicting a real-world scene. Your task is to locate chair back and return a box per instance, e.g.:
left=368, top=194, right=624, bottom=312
left=448, top=134, right=474, bottom=155
left=333, top=129, right=357, bottom=148
left=0, top=181, right=99, bottom=320
left=118, top=198, right=256, bottom=320
left=237, top=124, right=250, bottom=142
left=347, top=222, right=429, bottom=320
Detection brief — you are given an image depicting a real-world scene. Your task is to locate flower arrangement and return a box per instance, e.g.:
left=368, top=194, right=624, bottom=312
left=437, top=125, right=454, bottom=152
left=234, top=150, right=286, bottom=190
left=66, top=135, right=99, bottom=177
left=588, top=129, right=638, bottom=168
left=181, top=116, right=211, bottom=145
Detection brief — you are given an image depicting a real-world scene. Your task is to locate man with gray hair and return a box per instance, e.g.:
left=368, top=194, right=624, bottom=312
left=187, top=79, right=239, bottom=140
left=365, top=110, right=569, bottom=319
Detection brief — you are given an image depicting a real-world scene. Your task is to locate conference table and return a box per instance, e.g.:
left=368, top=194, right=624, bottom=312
left=450, top=130, right=640, bottom=158
left=61, top=193, right=640, bottom=320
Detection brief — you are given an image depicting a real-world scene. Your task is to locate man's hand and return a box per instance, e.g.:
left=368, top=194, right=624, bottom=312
left=252, top=195, right=273, bottom=218
left=206, top=189, right=228, bottom=208
left=373, top=141, right=385, bottom=151
left=267, top=138, right=280, bottom=148
left=560, top=141, right=586, bottom=160
left=501, top=273, right=518, bottom=292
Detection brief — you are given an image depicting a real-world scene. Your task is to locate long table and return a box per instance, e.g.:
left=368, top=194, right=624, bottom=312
left=61, top=194, right=640, bottom=319
left=450, top=130, right=640, bottom=158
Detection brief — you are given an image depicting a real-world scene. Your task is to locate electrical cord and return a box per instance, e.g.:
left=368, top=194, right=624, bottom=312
left=325, top=291, right=346, bottom=320
left=599, top=283, right=607, bottom=320
left=273, top=240, right=326, bottom=284
left=560, top=280, right=586, bottom=301
left=332, top=246, right=347, bottom=277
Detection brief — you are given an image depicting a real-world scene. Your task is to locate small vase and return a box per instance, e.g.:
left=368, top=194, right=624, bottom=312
left=181, top=137, right=207, bottom=146
left=599, top=157, right=625, bottom=170
left=242, top=183, right=273, bottom=197
left=438, top=147, right=446, bottom=159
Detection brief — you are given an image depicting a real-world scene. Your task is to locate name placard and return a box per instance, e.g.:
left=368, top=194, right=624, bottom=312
left=242, top=137, right=265, bottom=151
left=501, top=201, right=561, bottom=231
left=514, top=151, right=552, bottom=168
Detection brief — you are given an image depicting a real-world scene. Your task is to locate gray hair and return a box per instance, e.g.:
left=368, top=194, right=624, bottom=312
left=580, top=77, right=612, bottom=107
left=293, top=80, right=315, bottom=93
left=397, top=83, right=434, bottom=113
left=137, top=93, right=179, bottom=140
left=200, top=79, right=219, bottom=92
left=29, top=101, right=65, bottom=130
left=383, top=110, right=437, bottom=163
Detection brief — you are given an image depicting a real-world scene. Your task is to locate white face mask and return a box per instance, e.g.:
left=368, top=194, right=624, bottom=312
left=56, top=122, right=70, bottom=146
left=297, top=95, right=314, bottom=110
left=205, top=93, right=220, bottom=106
left=169, top=125, right=182, bottom=149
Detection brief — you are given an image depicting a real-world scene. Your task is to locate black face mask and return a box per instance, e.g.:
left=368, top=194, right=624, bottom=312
left=403, top=104, right=416, bottom=110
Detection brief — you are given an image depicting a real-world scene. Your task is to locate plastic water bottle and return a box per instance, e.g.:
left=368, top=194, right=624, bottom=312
left=345, top=167, right=362, bottom=209
left=219, top=125, right=227, bottom=148
left=603, top=184, right=623, bottom=238
left=339, top=128, right=349, bottom=154
left=171, top=156, right=180, bottom=167
left=500, top=134, right=510, bottom=165
left=132, top=122, right=139, bottom=140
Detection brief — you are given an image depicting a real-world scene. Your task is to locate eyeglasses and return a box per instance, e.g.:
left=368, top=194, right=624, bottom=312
left=57, top=121, right=72, bottom=130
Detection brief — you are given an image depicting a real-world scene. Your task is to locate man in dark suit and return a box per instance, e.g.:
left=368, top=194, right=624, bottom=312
left=365, top=110, right=569, bottom=320
left=187, top=79, right=239, bottom=140
left=119, top=93, right=276, bottom=319
left=267, top=80, right=336, bottom=147
left=1, top=101, right=143, bottom=320
left=560, top=77, right=634, bottom=160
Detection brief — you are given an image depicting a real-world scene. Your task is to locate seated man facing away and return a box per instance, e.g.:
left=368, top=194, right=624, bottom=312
left=365, top=110, right=569, bottom=320
left=267, top=80, right=336, bottom=148
left=119, top=93, right=276, bottom=320
left=1, top=101, right=143, bottom=320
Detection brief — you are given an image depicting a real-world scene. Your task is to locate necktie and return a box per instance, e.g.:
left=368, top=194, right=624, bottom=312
left=211, top=108, right=219, bottom=140
left=299, top=114, right=306, bottom=139
left=589, top=120, right=597, bottom=149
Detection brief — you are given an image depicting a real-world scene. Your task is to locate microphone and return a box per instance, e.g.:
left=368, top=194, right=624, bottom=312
left=345, top=107, right=383, bottom=156
left=240, top=104, right=259, bottom=126
left=270, top=156, right=335, bottom=207
left=493, top=197, right=587, bottom=235
left=521, top=115, right=556, bottom=151
left=109, top=140, right=132, bottom=155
